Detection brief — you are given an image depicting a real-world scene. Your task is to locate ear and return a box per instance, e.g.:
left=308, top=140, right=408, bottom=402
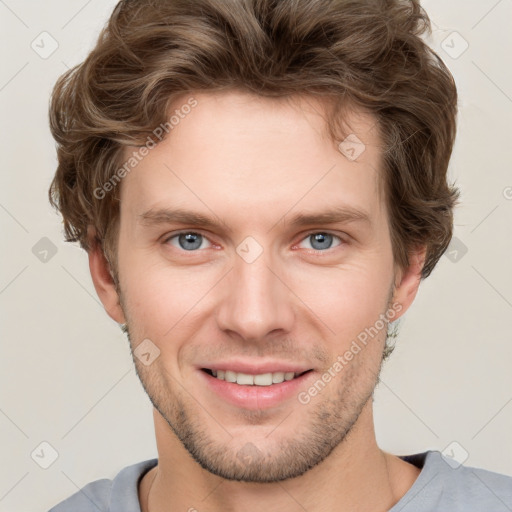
left=390, top=245, right=426, bottom=321
left=87, top=226, right=126, bottom=324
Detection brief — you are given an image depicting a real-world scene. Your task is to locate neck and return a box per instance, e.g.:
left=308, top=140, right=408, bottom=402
left=139, top=401, right=421, bottom=512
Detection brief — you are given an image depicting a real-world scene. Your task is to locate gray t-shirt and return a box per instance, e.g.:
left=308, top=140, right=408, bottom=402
left=48, top=450, right=512, bottom=511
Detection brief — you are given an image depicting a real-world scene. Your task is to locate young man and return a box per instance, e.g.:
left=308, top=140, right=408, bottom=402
left=47, top=0, right=512, bottom=511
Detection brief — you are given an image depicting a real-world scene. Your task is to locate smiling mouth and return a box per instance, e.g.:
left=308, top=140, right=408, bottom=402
left=201, top=368, right=313, bottom=386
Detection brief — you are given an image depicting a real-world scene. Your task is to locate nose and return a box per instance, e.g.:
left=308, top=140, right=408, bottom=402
left=215, top=248, right=295, bottom=343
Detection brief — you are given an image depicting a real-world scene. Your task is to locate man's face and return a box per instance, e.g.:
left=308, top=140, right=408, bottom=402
left=113, top=91, right=403, bottom=482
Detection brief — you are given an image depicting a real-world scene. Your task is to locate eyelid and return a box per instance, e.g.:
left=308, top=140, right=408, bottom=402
left=162, top=230, right=216, bottom=248
left=162, top=229, right=348, bottom=252
left=292, top=230, right=346, bottom=251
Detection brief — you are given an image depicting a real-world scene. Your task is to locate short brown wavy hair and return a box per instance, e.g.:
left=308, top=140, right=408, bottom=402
left=49, top=0, right=459, bottom=285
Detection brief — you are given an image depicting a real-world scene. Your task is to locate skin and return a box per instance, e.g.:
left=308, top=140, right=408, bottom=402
left=89, top=90, right=425, bottom=512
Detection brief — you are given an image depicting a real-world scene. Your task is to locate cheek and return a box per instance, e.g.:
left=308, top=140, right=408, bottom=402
left=288, top=261, right=392, bottom=340
left=120, top=255, right=218, bottom=336
left=118, top=227, right=394, bottom=346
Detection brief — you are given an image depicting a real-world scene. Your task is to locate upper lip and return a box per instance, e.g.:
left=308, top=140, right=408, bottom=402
left=199, top=360, right=313, bottom=375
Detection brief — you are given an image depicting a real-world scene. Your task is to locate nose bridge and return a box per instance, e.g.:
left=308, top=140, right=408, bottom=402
left=216, top=243, right=294, bottom=341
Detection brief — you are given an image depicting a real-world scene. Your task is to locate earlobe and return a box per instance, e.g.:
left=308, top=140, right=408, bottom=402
left=391, top=246, right=426, bottom=320
left=87, top=227, right=126, bottom=325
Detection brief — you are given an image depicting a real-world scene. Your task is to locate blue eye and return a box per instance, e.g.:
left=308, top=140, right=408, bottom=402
left=298, top=232, right=343, bottom=251
left=165, top=232, right=212, bottom=251
left=163, top=231, right=343, bottom=254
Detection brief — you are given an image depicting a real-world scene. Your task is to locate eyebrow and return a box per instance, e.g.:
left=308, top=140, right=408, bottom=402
left=138, top=205, right=371, bottom=232
left=285, top=206, right=371, bottom=228
left=139, top=208, right=230, bottom=231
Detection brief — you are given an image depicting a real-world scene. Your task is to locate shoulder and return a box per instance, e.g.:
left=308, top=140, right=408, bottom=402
left=47, top=458, right=158, bottom=512
left=48, top=478, right=112, bottom=512
left=395, top=450, right=512, bottom=511
left=439, top=456, right=512, bottom=506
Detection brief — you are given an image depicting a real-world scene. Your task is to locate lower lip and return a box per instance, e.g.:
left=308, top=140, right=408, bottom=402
left=198, top=369, right=315, bottom=410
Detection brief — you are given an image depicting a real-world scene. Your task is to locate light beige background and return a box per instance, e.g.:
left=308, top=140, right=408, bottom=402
left=1, top=1, right=511, bottom=511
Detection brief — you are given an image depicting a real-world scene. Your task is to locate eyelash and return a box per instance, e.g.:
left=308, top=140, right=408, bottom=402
left=162, top=230, right=347, bottom=256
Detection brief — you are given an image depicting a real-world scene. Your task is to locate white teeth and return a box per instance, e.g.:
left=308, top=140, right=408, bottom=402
left=272, top=372, right=285, bottom=384
left=225, top=370, right=237, bottom=383
left=237, top=373, right=255, bottom=385
left=254, top=373, right=272, bottom=386
left=210, top=369, right=304, bottom=386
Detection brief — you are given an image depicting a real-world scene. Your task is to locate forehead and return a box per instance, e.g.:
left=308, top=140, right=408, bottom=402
left=119, top=90, right=385, bottom=228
